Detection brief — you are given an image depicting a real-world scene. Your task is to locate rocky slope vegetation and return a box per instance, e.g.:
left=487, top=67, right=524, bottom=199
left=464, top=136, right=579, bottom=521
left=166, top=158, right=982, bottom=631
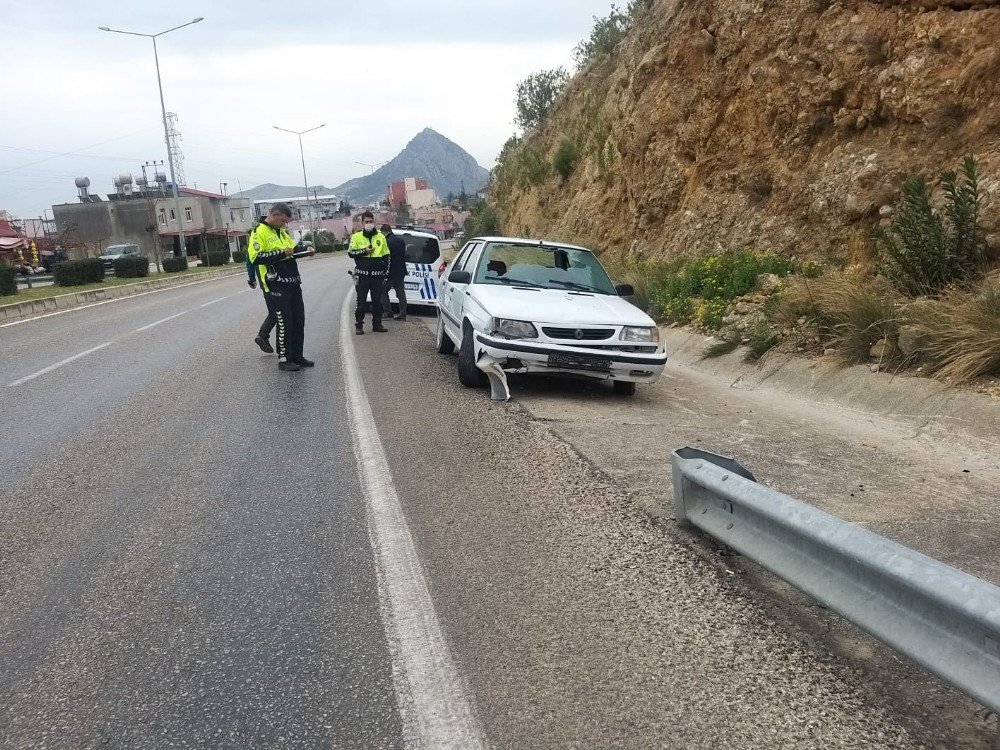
left=494, top=0, right=1000, bottom=263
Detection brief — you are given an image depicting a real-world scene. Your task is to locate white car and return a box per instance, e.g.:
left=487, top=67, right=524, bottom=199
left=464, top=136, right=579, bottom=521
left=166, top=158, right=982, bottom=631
left=386, top=228, right=445, bottom=309
left=435, top=236, right=667, bottom=399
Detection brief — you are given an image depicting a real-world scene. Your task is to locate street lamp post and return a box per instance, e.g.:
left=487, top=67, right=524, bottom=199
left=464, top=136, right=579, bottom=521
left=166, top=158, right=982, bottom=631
left=99, top=17, right=203, bottom=261
left=274, top=124, right=325, bottom=239
left=354, top=160, right=388, bottom=174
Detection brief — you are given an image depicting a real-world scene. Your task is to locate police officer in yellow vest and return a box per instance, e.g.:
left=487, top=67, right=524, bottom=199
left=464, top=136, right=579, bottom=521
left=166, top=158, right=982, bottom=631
left=248, top=203, right=315, bottom=371
left=348, top=210, right=390, bottom=335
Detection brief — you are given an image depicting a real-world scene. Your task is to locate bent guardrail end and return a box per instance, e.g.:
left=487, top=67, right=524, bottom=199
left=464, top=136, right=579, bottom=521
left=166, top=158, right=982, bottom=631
left=671, top=447, right=755, bottom=525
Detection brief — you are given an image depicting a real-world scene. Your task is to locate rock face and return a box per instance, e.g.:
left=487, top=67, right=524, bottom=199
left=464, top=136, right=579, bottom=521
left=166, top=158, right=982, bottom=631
left=494, top=0, right=1000, bottom=262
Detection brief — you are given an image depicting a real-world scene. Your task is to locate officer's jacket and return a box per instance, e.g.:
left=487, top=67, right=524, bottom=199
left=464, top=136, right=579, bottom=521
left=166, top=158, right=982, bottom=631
left=348, top=230, right=390, bottom=275
left=248, top=219, right=299, bottom=291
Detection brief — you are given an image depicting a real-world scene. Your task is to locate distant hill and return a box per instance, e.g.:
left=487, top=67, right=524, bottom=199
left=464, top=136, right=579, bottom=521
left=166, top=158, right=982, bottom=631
left=234, top=183, right=337, bottom=203
left=333, top=128, right=490, bottom=203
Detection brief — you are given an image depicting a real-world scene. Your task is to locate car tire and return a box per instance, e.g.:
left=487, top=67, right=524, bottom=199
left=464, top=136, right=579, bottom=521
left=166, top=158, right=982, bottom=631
left=458, top=324, right=487, bottom=387
left=612, top=380, right=636, bottom=396
left=436, top=314, right=455, bottom=355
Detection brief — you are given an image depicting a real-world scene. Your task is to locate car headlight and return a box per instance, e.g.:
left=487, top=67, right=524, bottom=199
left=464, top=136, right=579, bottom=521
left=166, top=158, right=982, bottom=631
left=493, top=318, right=538, bottom=339
left=620, top=326, right=660, bottom=343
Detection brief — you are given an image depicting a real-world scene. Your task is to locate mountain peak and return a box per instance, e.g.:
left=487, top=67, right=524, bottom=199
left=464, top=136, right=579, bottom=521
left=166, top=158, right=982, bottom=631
left=334, top=129, right=489, bottom=203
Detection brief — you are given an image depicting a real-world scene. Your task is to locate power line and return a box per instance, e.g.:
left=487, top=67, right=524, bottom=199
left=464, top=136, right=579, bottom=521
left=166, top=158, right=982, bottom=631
left=0, top=127, right=159, bottom=175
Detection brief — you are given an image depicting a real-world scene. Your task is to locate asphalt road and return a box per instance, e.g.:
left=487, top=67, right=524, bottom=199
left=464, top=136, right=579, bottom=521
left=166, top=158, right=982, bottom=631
left=1, top=257, right=405, bottom=748
left=0, top=255, right=983, bottom=748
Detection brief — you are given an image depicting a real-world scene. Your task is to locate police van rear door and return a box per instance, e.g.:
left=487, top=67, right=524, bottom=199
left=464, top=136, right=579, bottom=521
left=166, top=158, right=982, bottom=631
left=397, top=232, right=442, bottom=305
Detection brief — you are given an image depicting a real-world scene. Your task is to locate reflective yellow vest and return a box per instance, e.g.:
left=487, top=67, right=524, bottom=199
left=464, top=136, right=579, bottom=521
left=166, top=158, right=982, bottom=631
left=349, top=230, right=389, bottom=257
left=248, top=221, right=296, bottom=292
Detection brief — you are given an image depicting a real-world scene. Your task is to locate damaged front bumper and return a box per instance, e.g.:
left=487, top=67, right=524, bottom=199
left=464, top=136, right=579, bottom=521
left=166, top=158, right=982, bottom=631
left=474, top=333, right=668, bottom=401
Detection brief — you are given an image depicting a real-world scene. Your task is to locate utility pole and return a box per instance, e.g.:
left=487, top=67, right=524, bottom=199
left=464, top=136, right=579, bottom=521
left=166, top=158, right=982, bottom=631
left=141, top=160, right=165, bottom=272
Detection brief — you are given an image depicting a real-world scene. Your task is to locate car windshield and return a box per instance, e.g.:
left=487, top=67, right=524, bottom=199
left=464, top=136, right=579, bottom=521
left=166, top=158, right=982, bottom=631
left=473, top=242, right=616, bottom=295
left=104, top=246, right=133, bottom=255
left=401, top=235, right=440, bottom=264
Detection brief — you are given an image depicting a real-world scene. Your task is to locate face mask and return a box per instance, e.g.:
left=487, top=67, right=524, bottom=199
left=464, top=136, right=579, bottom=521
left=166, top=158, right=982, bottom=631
left=363, top=223, right=374, bottom=231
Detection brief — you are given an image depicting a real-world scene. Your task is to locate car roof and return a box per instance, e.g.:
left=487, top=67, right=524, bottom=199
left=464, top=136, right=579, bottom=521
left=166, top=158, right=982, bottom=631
left=393, top=228, right=438, bottom=240
left=465, top=236, right=594, bottom=253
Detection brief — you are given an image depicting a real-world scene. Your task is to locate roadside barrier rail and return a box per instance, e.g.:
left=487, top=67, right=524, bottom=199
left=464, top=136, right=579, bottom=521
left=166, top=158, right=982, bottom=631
left=671, top=446, right=1000, bottom=716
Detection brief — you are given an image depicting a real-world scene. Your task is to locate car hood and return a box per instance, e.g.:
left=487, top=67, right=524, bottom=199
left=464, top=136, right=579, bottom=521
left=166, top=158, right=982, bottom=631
left=470, top=284, right=655, bottom=327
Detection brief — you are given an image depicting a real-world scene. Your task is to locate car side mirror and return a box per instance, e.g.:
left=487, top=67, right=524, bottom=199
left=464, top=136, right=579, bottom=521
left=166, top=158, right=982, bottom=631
left=448, top=270, right=472, bottom=284
left=615, top=283, right=635, bottom=297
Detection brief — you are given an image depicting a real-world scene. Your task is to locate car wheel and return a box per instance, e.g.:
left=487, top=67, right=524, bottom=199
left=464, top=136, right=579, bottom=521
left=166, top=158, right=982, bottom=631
left=436, top=314, right=455, bottom=355
left=458, top=324, right=487, bottom=387
left=612, top=380, right=636, bottom=396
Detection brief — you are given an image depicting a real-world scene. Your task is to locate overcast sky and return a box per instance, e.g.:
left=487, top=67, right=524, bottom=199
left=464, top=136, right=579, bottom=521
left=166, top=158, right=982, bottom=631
left=0, top=0, right=619, bottom=220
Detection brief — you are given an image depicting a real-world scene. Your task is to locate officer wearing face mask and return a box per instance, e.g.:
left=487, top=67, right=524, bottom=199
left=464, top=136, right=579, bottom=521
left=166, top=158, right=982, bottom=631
left=348, top=210, right=390, bottom=334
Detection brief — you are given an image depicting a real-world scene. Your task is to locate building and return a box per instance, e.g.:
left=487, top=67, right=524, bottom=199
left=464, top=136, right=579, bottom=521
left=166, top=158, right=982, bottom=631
left=51, top=175, right=254, bottom=262
left=387, top=177, right=436, bottom=210
left=251, top=193, right=344, bottom=223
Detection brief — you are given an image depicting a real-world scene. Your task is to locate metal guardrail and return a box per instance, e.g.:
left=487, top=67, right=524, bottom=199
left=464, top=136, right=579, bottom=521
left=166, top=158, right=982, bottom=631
left=672, top=446, right=1000, bottom=716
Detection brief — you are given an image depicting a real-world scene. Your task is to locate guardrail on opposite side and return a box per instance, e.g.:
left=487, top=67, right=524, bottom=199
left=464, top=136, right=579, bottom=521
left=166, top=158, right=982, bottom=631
left=672, top=446, right=1000, bottom=716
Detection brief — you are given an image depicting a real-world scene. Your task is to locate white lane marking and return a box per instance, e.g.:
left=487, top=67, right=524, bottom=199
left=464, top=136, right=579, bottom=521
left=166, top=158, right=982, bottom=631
left=339, top=292, right=485, bottom=749
left=6, top=341, right=114, bottom=387
left=0, top=273, right=244, bottom=328
left=199, top=294, right=232, bottom=308
left=135, top=311, right=187, bottom=332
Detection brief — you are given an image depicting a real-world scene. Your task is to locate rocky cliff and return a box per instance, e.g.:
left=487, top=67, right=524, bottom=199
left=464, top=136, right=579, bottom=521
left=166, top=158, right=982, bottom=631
left=494, top=0, right=1000, bottom=263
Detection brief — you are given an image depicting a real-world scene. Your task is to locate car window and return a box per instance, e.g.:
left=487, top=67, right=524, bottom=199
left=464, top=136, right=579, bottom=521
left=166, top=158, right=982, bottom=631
left=400, top=235, right=439, bottom=264
left=455, top=242, right=480, bottom=271
left=474, top=242, right=617, bottom=295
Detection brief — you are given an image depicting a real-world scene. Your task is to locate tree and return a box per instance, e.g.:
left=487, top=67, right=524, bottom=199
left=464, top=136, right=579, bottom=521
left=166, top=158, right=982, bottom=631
left=515, top=67, right=570, bottom=131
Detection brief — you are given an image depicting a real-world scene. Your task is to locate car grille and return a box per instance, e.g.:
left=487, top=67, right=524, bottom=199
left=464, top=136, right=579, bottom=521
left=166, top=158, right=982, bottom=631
left=542, top=327, right=615, bottom=341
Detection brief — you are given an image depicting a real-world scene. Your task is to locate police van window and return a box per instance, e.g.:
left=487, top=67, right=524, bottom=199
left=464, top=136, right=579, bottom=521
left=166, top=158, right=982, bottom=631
left=403, top=236, right=440, bottom=264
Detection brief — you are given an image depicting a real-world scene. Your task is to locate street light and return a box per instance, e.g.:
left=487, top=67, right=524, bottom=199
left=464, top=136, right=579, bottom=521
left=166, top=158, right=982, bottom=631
left=99, top=17, right=203, bottom=262
left=354, top=160, right=388, bottom=174
left=274, top=124, right=325, bottom=237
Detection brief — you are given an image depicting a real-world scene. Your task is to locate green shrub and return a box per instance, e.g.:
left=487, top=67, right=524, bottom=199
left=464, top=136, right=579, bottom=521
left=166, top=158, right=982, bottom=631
left=875, top=155, right=987, bottom=295
left=744, top=320, right=781, bottom=362
left=510, top=144, right=551, bottom=188
left=573, top=3, right=640, bottom=68
left=0, top=261, right=16, bottom=296
left=199, top=249, right=231, bottom=267
left=514, top=68, right=570, bottom=131
left=53, top=258, right=105, bottom=286
left=553, top=138, right=580, bottom=180
left=654, top=249, right=794, bottom=329
left=163, top=256, right=189, bottom=273
left=464, top=202, right=501, bottom=239
left=232, top=248, right=247, bottom=263
left=113, top=255, right=149, bottom=279
left=303, top=229, right=336, bottom=252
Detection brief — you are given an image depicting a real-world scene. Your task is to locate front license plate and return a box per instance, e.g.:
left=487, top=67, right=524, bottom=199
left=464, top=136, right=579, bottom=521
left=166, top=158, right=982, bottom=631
left=404, top=282, right=420, bottom=290
left=547, top=353, right=612, bottom=371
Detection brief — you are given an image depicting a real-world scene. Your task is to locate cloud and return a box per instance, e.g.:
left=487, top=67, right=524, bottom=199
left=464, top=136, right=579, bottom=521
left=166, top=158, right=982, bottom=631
left=0, top=0, right=618, bottom=218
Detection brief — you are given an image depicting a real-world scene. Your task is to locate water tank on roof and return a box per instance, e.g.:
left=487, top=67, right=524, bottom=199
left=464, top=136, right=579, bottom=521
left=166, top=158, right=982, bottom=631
left=76, top=176, right=91, bottom=203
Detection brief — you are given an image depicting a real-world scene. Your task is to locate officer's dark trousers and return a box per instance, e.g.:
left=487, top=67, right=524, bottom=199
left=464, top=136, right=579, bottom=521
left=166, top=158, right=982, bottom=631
left=258, top=310, right=276, bottom=339
left=264, top=284, right=305, bottom=361
left=355, top=273, right=385, bottom=326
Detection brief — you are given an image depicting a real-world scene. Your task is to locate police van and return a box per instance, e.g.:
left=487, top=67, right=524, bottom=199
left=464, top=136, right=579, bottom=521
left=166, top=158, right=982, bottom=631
left=387, top=228, right=445, bottom=309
